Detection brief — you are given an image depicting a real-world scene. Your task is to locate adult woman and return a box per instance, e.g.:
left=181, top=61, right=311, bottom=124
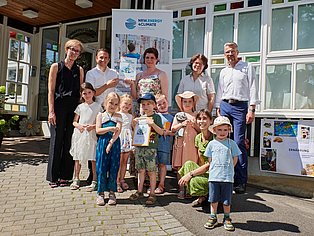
left=125, top=47, right=168, bottom=100
left=46, top=39, right=84, bottom=187
left=178, top=109, right=213, bottom=206
left=177, top=54, right=215, bottom=112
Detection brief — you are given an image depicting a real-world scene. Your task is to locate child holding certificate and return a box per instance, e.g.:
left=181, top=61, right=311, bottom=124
left=129, top=93, right=164, bottom=206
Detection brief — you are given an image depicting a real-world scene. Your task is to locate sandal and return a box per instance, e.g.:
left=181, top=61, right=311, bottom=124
left=49, top=182, right=58, bottom=188
left=117, top=184, right=123, bottom=193
left=191, top=196, right=206, bottom=207
left=177, top=189, right=185, bottom=199
left=70, top=179, right=80, bottom=190
left=129, top=191, right=143, bottom=201
left=154, top=186, right=165, bottom=194
left=59, top=180, right=68, bottom=187
left=145, top=194, right=156, bottom=206
left=96, top=195, right=105, bottom=206
left=121, top=180, right=129, bottom=190
left=86, top=181, right=97, bottom=192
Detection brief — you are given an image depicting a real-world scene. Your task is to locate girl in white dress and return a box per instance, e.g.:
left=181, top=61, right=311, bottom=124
left=117, top=94, right=134, bottom=192
left=69, top=82, right=102, bottom=190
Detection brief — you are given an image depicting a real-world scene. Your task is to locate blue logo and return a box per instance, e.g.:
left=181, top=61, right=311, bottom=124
left=125, top=18, right=136, bottom=30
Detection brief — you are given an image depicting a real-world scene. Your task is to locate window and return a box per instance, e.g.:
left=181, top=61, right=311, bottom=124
left=66, top=21, right=99, bottom=43
left=187, top=18, right=205, bottom=57
left=172, top=70, right=183, bottom=110
left=5, top=32, right=31, bottom=113
left=265, top=64, right=292, bottom=109
left=271, top=7, right=293, bottom=51
left=212, top=14, right=234, bottom=55
left=172, top=6, right=206, bottom=59
left=238, top=11, right=261, bottom=52
left=173, top=21, right=184, bottom=59
left=297, top=3, right=314, bottom=49
left=296, top=63, right=314, bottom=109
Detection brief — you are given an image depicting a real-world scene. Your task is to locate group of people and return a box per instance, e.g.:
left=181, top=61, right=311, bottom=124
left=45, top=39, right=258, bottom=231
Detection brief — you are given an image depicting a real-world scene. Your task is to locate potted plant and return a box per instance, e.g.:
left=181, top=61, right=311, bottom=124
left=0, top=85, right=19, bottom=146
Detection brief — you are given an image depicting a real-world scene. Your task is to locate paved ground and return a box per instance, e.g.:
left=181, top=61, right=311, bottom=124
left=0, top=136, right=314, bottom=236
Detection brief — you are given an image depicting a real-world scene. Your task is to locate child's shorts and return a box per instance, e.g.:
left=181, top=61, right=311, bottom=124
left=208, top=181, right=233, bottom=205
left=157, top=151, right=170, bottom=165
left=135, top=147, right=157, bottom=172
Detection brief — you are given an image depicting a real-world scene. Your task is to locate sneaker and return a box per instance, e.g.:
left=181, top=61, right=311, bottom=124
left=86, top=181, right=97, bottom=192
left=234, top=184, right=246, bottom=194
left=204, top=217, right=218, bottom=229
left=96, top=195, right=105, bottom=206
left=108, top=192, right=117, bottom=205
left=223, top=218, right=235, bottom=231
left=70, top=179, right=80, bottom=190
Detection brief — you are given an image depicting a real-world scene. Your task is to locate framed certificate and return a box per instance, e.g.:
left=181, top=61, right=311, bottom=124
left=132, top=117, right=152, bottom=146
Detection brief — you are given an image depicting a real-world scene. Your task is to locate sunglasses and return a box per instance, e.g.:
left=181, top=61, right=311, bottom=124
left=68, top=47, right=81, bottom=54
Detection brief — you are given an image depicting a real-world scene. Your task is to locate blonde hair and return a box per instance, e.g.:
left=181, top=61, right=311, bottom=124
left=119, top=94, right=133, bottom=113
left=155, top=94, right=167, bottom=102
left=64, top=39, right=84, bottom=52
left=103, top=92, right=120, bottom=110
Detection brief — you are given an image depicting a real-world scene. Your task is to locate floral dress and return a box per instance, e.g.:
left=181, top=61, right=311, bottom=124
left=136, top=72, right=162, bottom=98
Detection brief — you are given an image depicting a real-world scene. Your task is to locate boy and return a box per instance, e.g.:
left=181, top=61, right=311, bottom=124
left=203, top=116, right=241, bottom=231
left=155, top=94, right=175, bottom=194
left=129, top=93, right=164, bottom=205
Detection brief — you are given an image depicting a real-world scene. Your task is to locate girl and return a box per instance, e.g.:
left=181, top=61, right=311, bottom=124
left=69, top=82, right=102, bottom=190
left=178, top=109, right=213, bottom=205
left=117, top=94, right=134, bottom=193
left=171, top=91, right=200, bottom=198
left=95, top=92, right=122, bottom=206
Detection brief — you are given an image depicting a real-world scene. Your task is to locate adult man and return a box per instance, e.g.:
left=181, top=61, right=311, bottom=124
left=215, top=42, right=259, bottom=194
left=86, top=48, right=119, bottom=106
left=85, top=48, right=119, bottom=185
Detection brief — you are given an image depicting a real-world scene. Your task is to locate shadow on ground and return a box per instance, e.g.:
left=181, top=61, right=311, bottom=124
left=0, top=157, right=47, bottom=172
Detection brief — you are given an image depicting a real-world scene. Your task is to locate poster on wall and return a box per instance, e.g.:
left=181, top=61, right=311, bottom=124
left=111, top=9, right=173, bottom=100
left=260, top=119, right=314, bottom=177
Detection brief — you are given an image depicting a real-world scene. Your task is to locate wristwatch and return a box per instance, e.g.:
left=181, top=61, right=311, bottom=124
left=249, top=108, right=256, bottom=112
left=189, top=171, right=194, bottom=177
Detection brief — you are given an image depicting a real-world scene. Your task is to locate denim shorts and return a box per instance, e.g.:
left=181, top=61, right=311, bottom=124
left=208, top=181, right=233, bottom=205
left=157, top=151, right=170, bottom=165
left=135, top=147, right=157, bottom=172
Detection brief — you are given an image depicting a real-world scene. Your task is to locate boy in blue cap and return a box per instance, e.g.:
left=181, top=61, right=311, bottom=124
left=129, top=93, right=164, bottom=205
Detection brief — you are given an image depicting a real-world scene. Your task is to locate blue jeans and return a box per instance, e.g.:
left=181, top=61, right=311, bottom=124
left=220, top=100, right=248, bottom=186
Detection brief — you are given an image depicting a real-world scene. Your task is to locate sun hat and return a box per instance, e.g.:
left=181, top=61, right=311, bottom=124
left=137, top=93, right=156, bottom=104
left=175, top=91, right=199, bottom=111
left=209, top=116, right=233, bottom=133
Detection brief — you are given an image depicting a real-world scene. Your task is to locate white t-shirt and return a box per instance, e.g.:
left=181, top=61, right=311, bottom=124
left=86, top=65, right=118, bottom=105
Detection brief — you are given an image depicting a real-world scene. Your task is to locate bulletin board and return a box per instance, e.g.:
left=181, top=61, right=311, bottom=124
left=260, top=119, right=314, bottom=177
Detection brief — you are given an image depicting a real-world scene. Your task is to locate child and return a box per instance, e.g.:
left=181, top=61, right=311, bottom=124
left=178, top=109, right=213, bottom=206
left=129, top=93, right=164, bottom=206
left=95, top=92, right=122, bottom=206
left=117, top=94, right=134, bottom=193
left=154, top=94, right=174, bottom=194
left=69, top=82, right=102, bottom=191
left=204, top=116, right=240, bottom=231
left=171, top=91, right=200, bottom=198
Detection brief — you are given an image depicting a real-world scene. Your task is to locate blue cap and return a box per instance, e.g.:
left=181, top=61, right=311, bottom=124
left=137, top=93, right=156, bottom=104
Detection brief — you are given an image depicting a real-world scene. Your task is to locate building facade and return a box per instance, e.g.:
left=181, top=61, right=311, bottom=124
left=0, top=0, right=313, bottom=197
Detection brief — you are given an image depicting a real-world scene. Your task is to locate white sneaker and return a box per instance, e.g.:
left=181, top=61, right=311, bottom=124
left=108, top=192, right=117, bottom=205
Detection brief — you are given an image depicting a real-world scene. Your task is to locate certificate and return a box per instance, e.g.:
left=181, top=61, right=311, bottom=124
left=132, top=117, right=152, bottom=146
